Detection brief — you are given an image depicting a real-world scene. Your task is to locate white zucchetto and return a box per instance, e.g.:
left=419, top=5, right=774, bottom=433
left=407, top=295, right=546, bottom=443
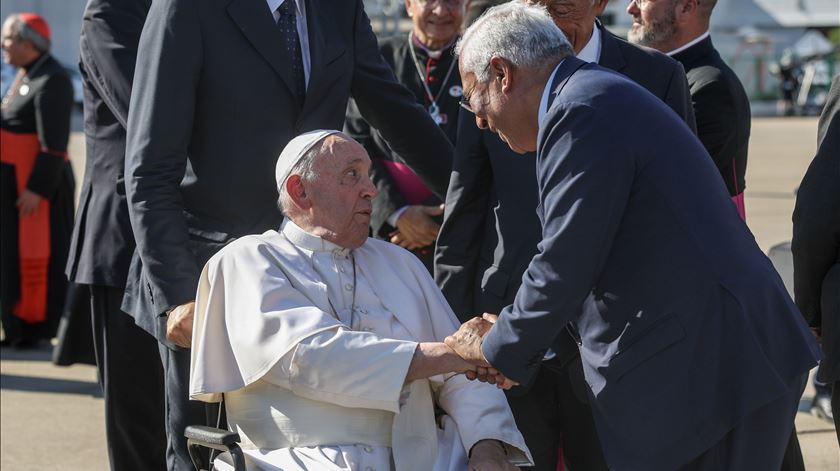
left=275, top=129, right=342, bottom=193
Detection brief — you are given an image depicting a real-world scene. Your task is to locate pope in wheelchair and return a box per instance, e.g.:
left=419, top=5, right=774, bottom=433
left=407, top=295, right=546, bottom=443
left=188, top=131, right=532, bottom=471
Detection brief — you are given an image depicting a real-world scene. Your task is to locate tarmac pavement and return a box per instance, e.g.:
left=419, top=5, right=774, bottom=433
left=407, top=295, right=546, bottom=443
left=1, top=116, right=838, bottom=470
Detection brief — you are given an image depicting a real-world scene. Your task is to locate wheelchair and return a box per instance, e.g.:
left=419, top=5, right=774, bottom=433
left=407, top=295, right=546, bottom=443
left=185, top=424, right=246, bottom=470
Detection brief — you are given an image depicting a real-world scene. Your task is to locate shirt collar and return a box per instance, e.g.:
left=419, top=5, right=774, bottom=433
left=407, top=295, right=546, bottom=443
left=267, top=0, right=300, bottom=15
left=281, top=219, right=351, bottom=256
left=666, top=31, right=710, bottom=56
left=577, top=24, right=602, bottom=64
left=538, top=60, right=564, bottom=127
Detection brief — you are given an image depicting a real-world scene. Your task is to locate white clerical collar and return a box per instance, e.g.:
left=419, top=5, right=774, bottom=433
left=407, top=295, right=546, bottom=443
left=538, top=60, right=564, bottom=127
left=281, top=219, right=351, bottom=256
left=666, top=31, right=710, bottom=56
left=577, top=24, right=602, bottom=64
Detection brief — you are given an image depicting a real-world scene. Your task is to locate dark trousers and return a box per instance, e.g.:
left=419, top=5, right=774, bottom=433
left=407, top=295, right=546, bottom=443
left=506, top=359, right=608, bottom=471
left=833, top=381, right=840, bottom=445
left=159, top=341, right=219, bottom=471
left=678, top=373, right=808, bottom=471
left=90, top=285, right=167, bottom=471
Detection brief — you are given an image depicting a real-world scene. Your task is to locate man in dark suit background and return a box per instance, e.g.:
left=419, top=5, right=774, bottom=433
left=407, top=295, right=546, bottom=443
left=627, top=0, right=750, bottom=220
left=792, top=76, right=840, bottom=444
left=445, top=2, right=820, bottom=469
left=65, top=1, right=166, bottom=470
left=125, top=0, right=454, bottom=469
left=434, top=0, right=694, bottom=468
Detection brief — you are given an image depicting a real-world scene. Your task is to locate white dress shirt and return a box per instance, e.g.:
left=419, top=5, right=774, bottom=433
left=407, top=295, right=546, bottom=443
left=266, top=0, right=311, bottom=88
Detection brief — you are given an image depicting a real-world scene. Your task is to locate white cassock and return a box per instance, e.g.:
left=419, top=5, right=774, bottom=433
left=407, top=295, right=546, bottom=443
left=190, top=219, right=533, bottom=471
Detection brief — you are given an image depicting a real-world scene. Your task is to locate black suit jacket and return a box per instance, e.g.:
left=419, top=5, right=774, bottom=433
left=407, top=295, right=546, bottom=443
left=435, top=25, right=695, bottom=325
left=672, top=36, right=751, bottom=197
left=792, top=76, right=840, bottom=382
left=123, top=0, right=453, bottom=340
left=482, top=57, right=819, bottom=470
left=66, top=0, right=151, bottom=288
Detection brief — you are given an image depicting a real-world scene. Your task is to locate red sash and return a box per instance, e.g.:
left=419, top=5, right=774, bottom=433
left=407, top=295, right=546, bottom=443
left=381, top=160, right=433, bottom=205
left=0, top=129, right=51, bottom=323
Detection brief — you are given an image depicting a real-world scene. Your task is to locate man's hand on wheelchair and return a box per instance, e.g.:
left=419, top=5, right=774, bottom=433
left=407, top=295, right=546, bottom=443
left=167, top=301, right=196, bottom=348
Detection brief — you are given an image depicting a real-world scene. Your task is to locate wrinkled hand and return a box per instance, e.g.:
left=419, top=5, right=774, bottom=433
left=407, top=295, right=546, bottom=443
left=446, top=314, right=520, bottom=390
left=16, top=189, right=43, bottom=217
left=469, top=440, right=518, bottom=471
left=166, top=301, right=195, bottom=348
left=390, top=204, right=444, bottom=249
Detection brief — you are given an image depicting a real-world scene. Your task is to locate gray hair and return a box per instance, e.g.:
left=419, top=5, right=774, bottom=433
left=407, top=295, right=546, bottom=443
left=5, top=15, right=50, bottom=53
left=277, top=143, right=323, bottom=215
left=456, top=1, right=573, bottom=83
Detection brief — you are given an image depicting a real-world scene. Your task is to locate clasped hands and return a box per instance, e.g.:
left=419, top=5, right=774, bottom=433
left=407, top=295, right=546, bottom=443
left=445, top=314, right=519, bottom=390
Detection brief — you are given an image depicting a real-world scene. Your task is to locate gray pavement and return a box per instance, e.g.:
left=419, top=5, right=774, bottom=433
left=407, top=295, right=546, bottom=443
left=1, top=116, right=838, bottom=469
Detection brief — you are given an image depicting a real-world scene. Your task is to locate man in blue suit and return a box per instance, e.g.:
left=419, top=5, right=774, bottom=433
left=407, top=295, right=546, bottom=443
left=445, top=3, right=821, bottom=470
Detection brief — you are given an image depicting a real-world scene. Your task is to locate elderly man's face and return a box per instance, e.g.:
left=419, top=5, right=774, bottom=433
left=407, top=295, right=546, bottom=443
left=460, top=67, right=535, bottom=154
left=1, top=19, right=28, bottom=67
left=305, top=136, right=376, bottom=249
left=626, top=0, right=679, bottom=50
left=406, top=0, right=468, bottom=50
left=526, top=0, right=607, bottom=54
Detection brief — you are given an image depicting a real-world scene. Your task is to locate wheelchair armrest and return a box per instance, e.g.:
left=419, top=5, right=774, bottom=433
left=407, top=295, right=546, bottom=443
left=184, top=425, right=246, bottom=471
left=185, top=425, right=240, bottom=447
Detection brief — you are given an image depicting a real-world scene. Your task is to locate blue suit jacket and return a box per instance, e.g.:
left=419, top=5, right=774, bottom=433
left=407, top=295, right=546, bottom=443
left=481, top=57, right=820, bottom=470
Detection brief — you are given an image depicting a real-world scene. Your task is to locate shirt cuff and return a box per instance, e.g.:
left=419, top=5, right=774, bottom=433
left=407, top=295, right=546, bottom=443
left=387, top=206, right=410, bottom=228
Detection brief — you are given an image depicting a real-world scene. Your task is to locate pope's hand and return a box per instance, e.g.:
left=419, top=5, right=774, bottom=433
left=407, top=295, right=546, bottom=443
left=469, top=440, right=518, bottom=471
left=445, top=315, right=495, bottom=365
left=166, top=301, right=195, bottom=348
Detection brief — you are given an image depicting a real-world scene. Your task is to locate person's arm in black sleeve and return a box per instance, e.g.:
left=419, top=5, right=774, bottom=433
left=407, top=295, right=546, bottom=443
left=79, top=0, right=150, bottom=129
left=691, top=80, right=737, bottom=173
left=124, top=0, right=202, bottom=313
left=434, top=110, right=492, bottom=322
left=792, top=101, right=840, bottom=330
left=348, top=0, right=452, bottom=199
left=26, top=72, right=74, bottom=198
left=663, top=61, right=697, bottom=134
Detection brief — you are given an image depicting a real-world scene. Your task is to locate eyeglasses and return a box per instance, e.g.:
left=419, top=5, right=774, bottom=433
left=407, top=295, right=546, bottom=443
left=415, top=0, right=465, bottom=9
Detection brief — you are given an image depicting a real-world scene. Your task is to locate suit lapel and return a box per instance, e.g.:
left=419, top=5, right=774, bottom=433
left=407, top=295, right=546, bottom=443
left=597, top=24, right=627, bottom=73
left=299, top=0, right=345, bottom=115
left=226, top=0, right=298, bottom=97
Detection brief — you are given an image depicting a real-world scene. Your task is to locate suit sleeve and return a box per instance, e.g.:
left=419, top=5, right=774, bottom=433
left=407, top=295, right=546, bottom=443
left=125, top=0, right=203, bottom=312
left=27, top=73, right=74, bottom=198
left=691, top=79, right=738, bottom=172
left=663, top=61, right=697, bottom=134
left=348, top=0, right=452, bottom=199
left=792, top=106, right=840, bottom=329
left=482, top=104, right=635, bottom=385
left=434, top=110, right=492, bottom=321
left=79, top=2, right=148, bottom=129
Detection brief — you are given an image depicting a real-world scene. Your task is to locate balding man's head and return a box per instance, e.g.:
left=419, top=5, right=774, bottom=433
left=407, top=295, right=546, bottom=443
left=279, top=133, right=376, bottom=249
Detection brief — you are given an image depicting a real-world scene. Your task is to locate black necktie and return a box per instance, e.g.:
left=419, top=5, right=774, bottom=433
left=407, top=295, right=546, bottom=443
left=277, top=0, right=306, bottom=105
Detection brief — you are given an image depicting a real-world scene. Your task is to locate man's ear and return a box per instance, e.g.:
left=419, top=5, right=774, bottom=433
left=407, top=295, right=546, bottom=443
left=593, top=0, right=609, bottom=16
left=286, top=175, right=312, bottom=210
left=676, top=0, right=698, bottom=22
left=489, top=56, right=514, bottom=95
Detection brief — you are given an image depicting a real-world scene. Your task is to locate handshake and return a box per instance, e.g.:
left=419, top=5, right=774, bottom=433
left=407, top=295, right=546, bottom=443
left=443, top=314, right=520, bottom=390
